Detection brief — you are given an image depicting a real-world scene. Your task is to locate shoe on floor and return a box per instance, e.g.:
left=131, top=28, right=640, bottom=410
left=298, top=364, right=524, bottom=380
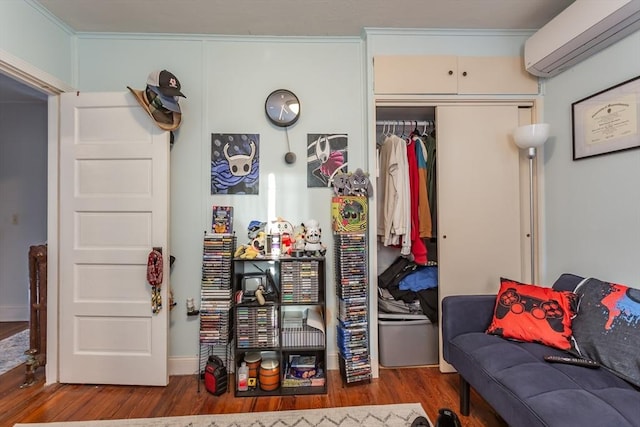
left=435, top=408, right=461, bottom=427
left=411, top=415, right=431, bottom=427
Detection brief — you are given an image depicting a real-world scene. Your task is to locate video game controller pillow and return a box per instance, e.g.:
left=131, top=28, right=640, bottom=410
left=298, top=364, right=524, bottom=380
left=486, top=278, right=578, bottom=350
left=570, top=277, right=640, bottom=387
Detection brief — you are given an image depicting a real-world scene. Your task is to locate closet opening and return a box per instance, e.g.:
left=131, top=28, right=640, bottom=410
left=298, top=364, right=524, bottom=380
left=375, top=106, right=439, bottom=368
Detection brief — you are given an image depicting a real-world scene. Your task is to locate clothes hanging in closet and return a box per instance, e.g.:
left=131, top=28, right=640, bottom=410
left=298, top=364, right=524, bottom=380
left=376, top=133, right=411, bottom=256
left=377, top=124, right=437, bottom=264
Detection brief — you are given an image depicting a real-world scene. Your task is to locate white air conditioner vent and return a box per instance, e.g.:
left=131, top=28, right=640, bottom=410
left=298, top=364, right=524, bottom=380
left=525, top=0, right=640, bottom=77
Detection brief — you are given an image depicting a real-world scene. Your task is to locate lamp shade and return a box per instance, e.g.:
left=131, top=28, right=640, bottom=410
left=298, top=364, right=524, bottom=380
left=513, top=123, right=550, bottom=149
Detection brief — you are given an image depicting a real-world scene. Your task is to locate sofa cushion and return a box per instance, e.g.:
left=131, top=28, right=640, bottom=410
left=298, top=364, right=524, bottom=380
left=571, top=277, right=640, bottom=388
left=486, top=278, right=578, bottom=350
left=448, top=332, right=639, bottom=427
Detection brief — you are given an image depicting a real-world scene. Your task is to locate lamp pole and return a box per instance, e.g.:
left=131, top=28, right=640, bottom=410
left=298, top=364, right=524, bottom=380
left=512, top=123, right=549, bottom=285
left=527, top=147, right=536, bottom=284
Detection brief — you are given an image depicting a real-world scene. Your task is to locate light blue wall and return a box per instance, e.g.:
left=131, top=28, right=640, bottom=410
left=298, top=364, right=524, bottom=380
left=365, top=28, right=532, bottom=56
left=0, top=0, right=74, bottom=86
left=542, top=31, right=640, bottom=287
left=75, top=29, right=536, bottom=363
left=75, top=34, right=366, bottom=360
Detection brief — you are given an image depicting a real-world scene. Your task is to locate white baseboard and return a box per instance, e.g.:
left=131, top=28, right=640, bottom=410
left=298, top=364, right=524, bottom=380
left=0, top=305, right=29, bottom=322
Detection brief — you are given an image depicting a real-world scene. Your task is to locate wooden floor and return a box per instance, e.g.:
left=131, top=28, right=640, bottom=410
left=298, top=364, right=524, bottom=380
left=0, top=361, right=507, bottom=427
left=0, top=321, right=28, bottom=341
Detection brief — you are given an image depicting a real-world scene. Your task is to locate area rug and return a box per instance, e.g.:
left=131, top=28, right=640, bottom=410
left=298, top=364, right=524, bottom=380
left=0, top=329, right=29, bottom=375
left=14, top=403, right=431, bottom=427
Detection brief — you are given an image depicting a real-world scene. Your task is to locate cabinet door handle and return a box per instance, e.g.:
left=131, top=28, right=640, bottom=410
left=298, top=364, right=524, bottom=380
left=462, top=71, right=468, bottom=77
left=448, top=70, right=453, bottom=76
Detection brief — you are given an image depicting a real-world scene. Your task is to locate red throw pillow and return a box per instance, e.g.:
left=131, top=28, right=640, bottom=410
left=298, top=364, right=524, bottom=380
left=486, top=278, right=578, bottom=350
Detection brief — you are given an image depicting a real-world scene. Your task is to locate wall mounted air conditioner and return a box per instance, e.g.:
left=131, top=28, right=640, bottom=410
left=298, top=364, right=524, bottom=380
left=525, top=0, right=640, bottom=77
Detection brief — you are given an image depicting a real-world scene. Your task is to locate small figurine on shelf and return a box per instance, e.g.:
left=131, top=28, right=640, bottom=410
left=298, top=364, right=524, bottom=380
left=302, top=219, right=326, bottom=257
left=292, top=224, right=306, bottom=257
left=269, top=217, right=295, bottom=256
left=186, top=298, right=199, bottom=316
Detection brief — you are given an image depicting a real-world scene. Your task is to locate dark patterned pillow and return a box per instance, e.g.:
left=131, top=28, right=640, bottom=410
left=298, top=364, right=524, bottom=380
left=486, top=278, right=578, bottom=350
left=570, top=277, right=640, bottom=387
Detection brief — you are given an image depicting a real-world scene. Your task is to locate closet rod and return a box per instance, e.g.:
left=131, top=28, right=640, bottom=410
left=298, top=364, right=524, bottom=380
left=375, top=120, right=433, bottom=126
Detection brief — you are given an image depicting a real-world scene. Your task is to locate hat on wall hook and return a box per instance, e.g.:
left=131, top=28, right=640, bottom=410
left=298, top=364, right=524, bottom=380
left=127, top=70, right=186, bottom=132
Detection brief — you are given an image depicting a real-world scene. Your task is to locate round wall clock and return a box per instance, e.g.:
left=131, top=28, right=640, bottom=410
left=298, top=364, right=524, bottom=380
left=265, top=89, right=300, bottom=127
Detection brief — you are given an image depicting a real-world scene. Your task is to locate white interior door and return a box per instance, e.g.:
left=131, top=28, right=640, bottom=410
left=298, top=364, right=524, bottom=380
left=59, top=92, right=170, bottom=385
left=437, top=104, right=523, bottom=372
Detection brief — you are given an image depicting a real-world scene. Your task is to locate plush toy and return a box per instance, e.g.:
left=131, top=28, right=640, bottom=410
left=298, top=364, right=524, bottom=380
left=281, top=232, right=294, bottom=256
left=234, top=231, right=266, bottom=259
left=234, top=225, right=268, bottom=259
left=269, top=217, right=294, bottom=236
left=302, top=219, right=326, bottom=257
left=346, top=168, right=373, bottom=197
left=292, top=224, right=306, bottom=256
left=331, top=171, right=349, bottom=196
left=247, top=220, right=267, bottom=240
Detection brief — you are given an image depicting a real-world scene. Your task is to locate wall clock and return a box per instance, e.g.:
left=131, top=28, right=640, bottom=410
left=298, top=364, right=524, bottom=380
left=265, top=89, right=300, bottom=127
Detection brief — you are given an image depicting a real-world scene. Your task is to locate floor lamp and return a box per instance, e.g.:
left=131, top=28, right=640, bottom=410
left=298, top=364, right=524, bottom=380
left=512, top=123, right=549, bottom=285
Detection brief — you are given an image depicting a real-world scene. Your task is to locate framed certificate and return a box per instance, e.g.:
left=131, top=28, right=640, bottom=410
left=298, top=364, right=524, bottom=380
left=572, top=75, right=640, bottom=160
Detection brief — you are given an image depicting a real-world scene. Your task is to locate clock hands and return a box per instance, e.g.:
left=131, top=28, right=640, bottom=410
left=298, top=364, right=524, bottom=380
left=278, top=104, right=290, bottom=120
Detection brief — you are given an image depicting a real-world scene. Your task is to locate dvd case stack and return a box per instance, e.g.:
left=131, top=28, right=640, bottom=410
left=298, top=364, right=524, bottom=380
left=280, top=259, right=320, bottom=303
left=334, top=228, right=372, bottom=384
left=198, top=233, right=235, bottom=389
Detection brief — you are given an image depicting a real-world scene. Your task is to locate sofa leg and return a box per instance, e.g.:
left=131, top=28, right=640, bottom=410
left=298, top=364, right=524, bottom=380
left=459, top=376, right=470, bottom=416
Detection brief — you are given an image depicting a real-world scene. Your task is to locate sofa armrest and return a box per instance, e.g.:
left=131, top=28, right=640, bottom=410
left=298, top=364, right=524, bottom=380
left=442, top=295, right=496, bottom=362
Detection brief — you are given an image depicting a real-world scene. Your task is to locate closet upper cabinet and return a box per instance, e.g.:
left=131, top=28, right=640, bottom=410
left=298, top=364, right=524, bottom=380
left=373, top=55, right=538, bottom=95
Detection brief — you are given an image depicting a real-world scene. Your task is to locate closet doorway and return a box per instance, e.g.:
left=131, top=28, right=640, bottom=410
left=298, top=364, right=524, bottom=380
left=374, top=102, right=536, bottom=372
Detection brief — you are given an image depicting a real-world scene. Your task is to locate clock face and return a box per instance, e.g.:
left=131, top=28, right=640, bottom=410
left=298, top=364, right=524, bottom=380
left=265, top=89, right=300, bottom=127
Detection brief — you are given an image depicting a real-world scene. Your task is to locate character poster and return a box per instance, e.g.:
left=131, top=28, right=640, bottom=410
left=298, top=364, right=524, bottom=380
left=211, top=133, right=259, bottom=194
left=306, top=133, right=348, bottom=188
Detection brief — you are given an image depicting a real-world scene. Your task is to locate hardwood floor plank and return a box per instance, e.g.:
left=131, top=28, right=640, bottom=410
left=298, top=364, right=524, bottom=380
left=0, top=322, right=29, bottom=341
left=0, top=367, right=507, bottom=426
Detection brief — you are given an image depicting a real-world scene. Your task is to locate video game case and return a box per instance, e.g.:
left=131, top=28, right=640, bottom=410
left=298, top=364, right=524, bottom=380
left=211, top=206, right=233, bottom=234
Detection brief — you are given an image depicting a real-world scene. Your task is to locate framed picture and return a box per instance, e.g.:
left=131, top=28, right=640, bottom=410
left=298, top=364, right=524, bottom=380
left=572, top=75, right=640, bottom=160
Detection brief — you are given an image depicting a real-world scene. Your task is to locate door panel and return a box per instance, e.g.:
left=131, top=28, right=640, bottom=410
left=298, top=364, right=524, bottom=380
left=436, top=105, right=523, bottom=372
left=59, top=92, right=169, bottom=385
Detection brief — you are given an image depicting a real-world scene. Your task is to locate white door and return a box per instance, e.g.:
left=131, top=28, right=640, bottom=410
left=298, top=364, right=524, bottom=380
left=437, top=105, right=523, bottom=372
left=59, top=92, right=170, bottom=385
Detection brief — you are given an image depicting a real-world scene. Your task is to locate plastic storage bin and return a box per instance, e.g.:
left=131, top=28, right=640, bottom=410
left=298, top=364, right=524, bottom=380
left=378, top=312, right=438, bottom=367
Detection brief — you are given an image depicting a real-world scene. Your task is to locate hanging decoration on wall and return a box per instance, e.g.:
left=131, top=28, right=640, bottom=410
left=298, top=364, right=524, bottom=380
left=127, top=69, right=186, bottom=133
left=306, top=134, right=348, bottom=188
left=211, top=133, right=260, bottom=194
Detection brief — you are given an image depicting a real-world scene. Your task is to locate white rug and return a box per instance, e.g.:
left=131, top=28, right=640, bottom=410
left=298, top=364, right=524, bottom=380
left=0, top=329, right=29, bottom=375
left=14, top=403, right=431, bottom=427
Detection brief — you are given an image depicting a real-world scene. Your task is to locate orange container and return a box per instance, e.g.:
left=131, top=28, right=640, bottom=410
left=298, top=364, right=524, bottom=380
left=259, top=359, right=280, bottom=391
left=244, top=352, right=261, bottom=378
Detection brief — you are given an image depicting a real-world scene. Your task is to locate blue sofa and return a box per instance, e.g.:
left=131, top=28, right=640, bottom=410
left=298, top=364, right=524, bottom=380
left=442, top=273, right=640, bottom=427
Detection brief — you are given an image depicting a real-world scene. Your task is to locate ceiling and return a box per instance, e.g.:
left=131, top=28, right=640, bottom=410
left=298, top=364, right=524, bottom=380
left=3, top=0, right=575, bottom=102
left=35, top=0, right=574, bottom=36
